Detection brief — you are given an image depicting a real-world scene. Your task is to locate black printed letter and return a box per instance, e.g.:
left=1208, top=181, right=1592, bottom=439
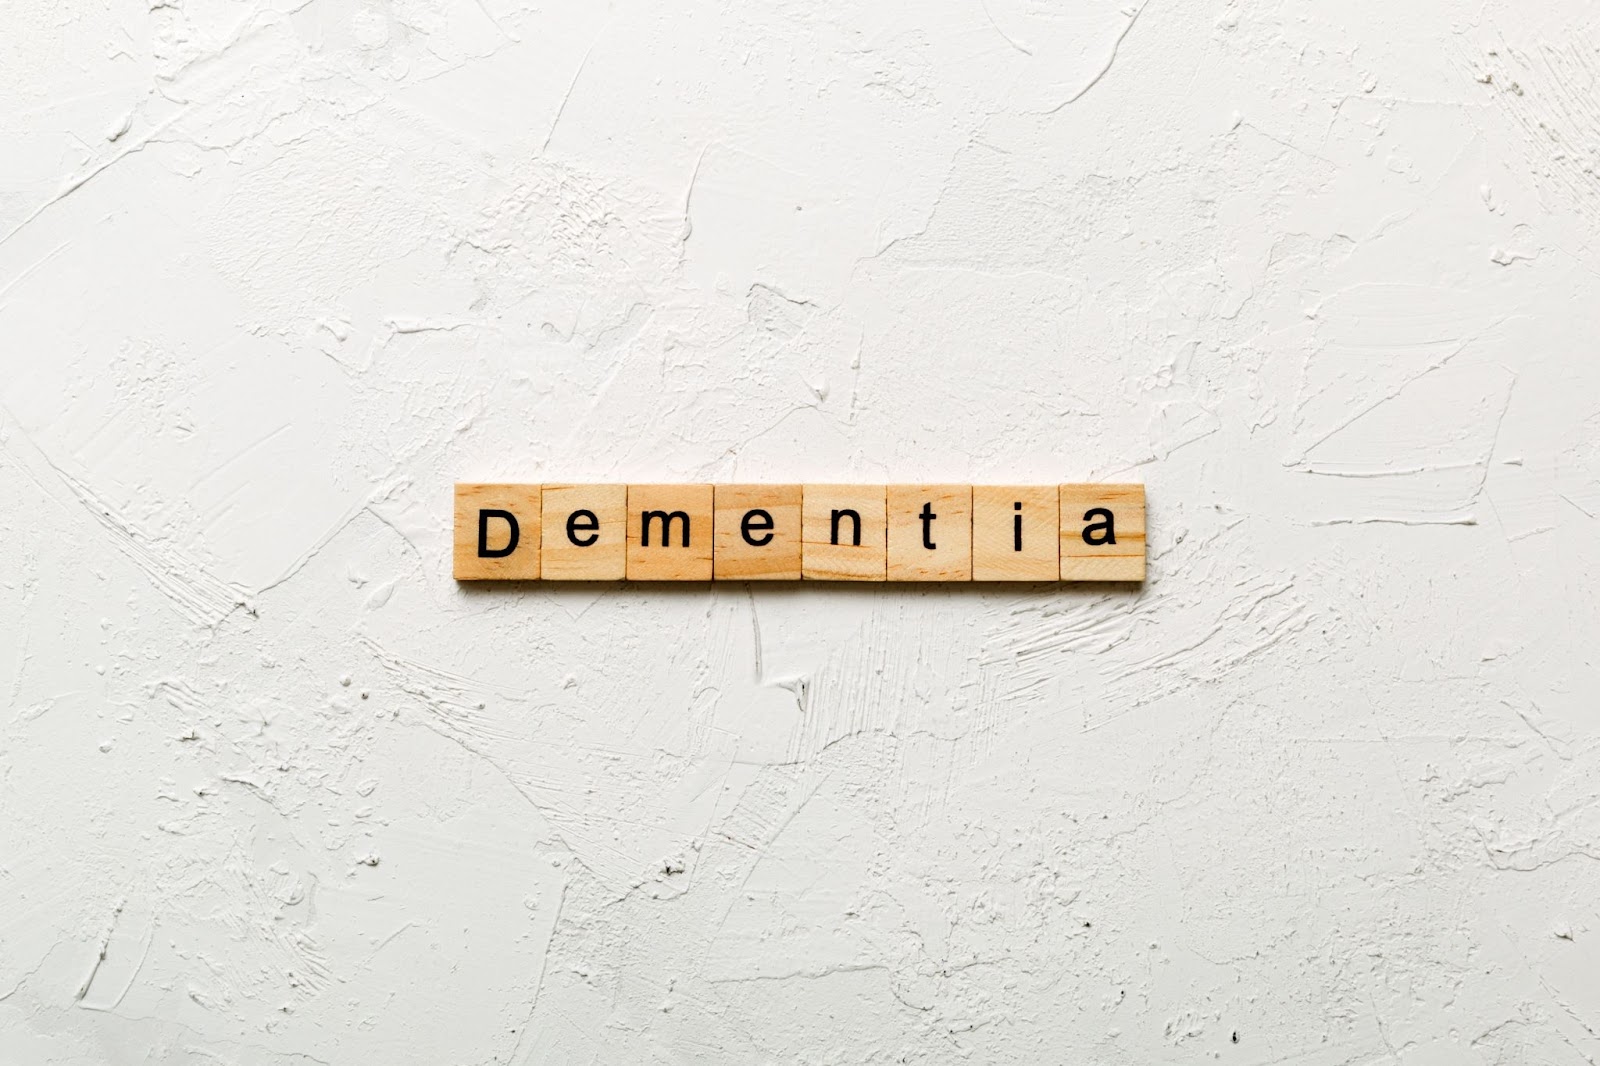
left=641, top=510, right=690, bottom=548
left=1082, top=507, right=1116, bottom=546
left=566, top=509, right=599, bottom=547
left=1013, top=501, right=1023, bottom=552
left=919, top=502, right=937, bottom=550
left=741, top=509, right=775, bottom=547
left=830, top=508, right=861, bottom=547
left=478, top=509, right=519, bottom=558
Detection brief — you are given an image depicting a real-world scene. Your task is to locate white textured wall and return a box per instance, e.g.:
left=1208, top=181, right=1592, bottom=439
left=3, top=0, right=1599, bottom=1061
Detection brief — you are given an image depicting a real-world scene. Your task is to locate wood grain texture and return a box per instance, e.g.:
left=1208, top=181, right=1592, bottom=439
left=886, top=484, right=971, bottom=582
left=454, top=482, right=1140, bottom=582
left=627, top=484, right=714, bottom=581
left=801, top=484, right=887, bottom=581
left=1059, top=483, right=1145, bottom=582
left=453, top=483, right=541, bottom=580
left=713, top=484, right=802, bottom=580
left=972, top=485, right=1059, bottom=581
left=541, top=484, right=627, bottom=580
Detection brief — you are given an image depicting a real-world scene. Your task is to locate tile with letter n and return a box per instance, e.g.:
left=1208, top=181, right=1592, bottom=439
left=714, top=484, right=802, bottom=580
left=1059, top=483, right=1146, bottom=582
left=454, top=483, right=541, bottom=580
left=627, top=484, right=714, bottom=581
left=541, top=484, right=627, bottom=580
left=972, top=485, right=1059, bottom=581
left=802, top=484, right=886, bottom=581
left=886, top=484, right=972, bottom=582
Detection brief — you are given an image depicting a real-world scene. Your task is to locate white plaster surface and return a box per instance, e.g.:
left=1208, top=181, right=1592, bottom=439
left=3, top=0, right=1599, bottom=1061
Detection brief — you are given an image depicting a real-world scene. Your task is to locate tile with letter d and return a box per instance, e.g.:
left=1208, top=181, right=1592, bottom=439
left=454, top=483, right=541, bottom=580
left=972, top=485, right=1059, bottom=581
left=714, top=485, right=802, bottom=580
left=1059, top=483, right=1145, bottom=582
left=886, top=484, right=971, bottom=582
left=627, top=484, right=714, bottom=581
left=541, top=484, right=627, bottom=580
left=802, top=484, right=886, bottom=581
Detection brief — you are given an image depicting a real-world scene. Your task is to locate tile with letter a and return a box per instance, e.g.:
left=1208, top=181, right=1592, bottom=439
left=714, top=485, right=802, bottom=580
left=886, top=484, right=972, bottom=582
left=627, top=484, right=714, bottom=581
left=454, top=483, right=541, bottom=580
left=972, top=485, right=1059, bottom=581
left=541, top=484, right=627, bottom=580
left=1059, top=483, right=1146, bottom=582
left=802, top=485, right=886, bottom=581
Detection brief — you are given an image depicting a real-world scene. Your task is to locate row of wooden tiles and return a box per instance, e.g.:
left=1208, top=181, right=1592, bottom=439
left=454, top=483, right=1145, bottom=582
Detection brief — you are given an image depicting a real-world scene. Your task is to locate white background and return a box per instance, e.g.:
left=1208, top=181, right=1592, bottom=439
left=3, top=0, right=1599, bottom=1062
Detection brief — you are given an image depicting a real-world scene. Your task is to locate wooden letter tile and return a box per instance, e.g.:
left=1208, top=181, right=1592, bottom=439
left=627, top=484, right=714, bottom=581
left=886, top=484, right=971, bottom=581
left=714, top=485, right=802, bottom=580
left=1059, top=483, right=1145, bottom=582
left=972, top=485, right=1059, bottom=581
left=454, top=483, right=541, bottom=580
left=801, top=485, right=886, bottom=581
left=541, top=484, right=627, bottom=580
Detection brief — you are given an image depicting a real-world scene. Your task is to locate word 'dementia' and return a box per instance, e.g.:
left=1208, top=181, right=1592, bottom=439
left=455, top=484, right=1144, bottom=582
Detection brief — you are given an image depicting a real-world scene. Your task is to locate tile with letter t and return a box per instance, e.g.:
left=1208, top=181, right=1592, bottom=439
left=541, top=484, right=627, bottom=580
left=626, top=484, right=714, bottom=581
left=454, top=483, right=541, bottom=580
left=714, top=485, right=802, bottom=580
left=886, top=484, right=971, bottom=581
left=972, top=485, right=1059, bottom=581
left=1059, top=483, right=1145, bottom=582
left=802, top=484, right=886, bottom=581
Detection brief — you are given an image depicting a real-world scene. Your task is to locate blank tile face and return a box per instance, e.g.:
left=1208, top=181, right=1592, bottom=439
left=886, top=484, right=971, bottom=581
left=1060, top=483, right=1146, bottom=582
left=541, top=484, right=627, bottom=580
left=802, top=485, right=886, bottom=581
left=972, top=485, right=1059, bottom=581
left=454, top=483, right=541, bottom=580
left=714, top=485, right=802, bottom=580
left=627, top=484, right=714, bottom=581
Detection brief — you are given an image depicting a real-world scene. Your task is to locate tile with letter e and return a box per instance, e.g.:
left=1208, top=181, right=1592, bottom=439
left=714, top=484, right=802, bottom=581
left=886, top=484, right=971, bottom=582
left=627, top=484, right=714, bottom=581
left=802, top=484, right=886, bottom=581
left=972, top=485, right=1059, bottom=581
left=454, top=483, right=541, bottom=581
left=1059, top=483, right=1146, bottom=582
left=541, top=484, right=627, bottom=580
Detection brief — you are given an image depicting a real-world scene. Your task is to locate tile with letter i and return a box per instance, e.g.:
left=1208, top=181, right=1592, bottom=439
left=801, top=485, right=887, bottom=581
left=626, top=484, right=714, bottom=581
left=1059, top=483, right=1146, bottom=582
left=454, top=483, right=542, bottom=580
left=972, top=485, right=1059, bottom=581
left=886, top=484, right=972, bottom=582
left=541, top=484, right=627, bottom=580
